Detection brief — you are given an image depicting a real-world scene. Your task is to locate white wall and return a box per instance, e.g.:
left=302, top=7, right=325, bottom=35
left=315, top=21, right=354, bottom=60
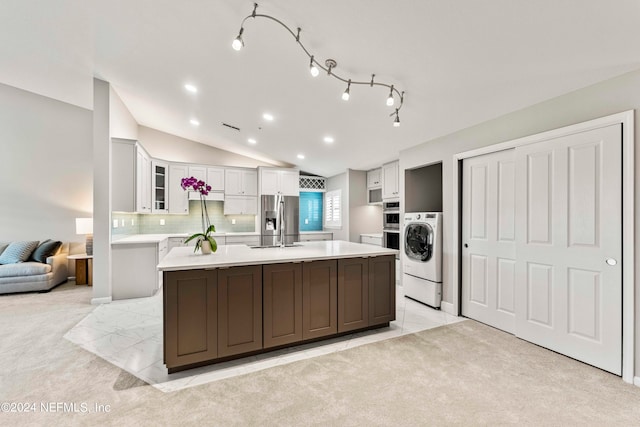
left=138, top=126, right=278, bottom=168
left=109, top=87, right=138, bottom=140
left=0, top=82, right=92, bottom=243
left=399, top=67, right=640, bottom=372
left=92, top=79, right=111, bottom=303
left=325, top=172, right=348, bottom=241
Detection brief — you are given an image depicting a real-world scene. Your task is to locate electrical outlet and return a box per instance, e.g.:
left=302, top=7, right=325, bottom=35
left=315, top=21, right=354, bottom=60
left=121, top=219, right=125, bottom=227
left=160, top=219, right=165, bottom=226
left=113, top=219, right=118, bottom=228
left=305, top=218, right=309, bottom=224
left=131, top=219, right=135, bottom=226
left=231, top=219, right=236, bottom=225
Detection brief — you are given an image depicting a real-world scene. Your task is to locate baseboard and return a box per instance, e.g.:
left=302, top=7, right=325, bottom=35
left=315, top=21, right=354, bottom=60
left=91, top=296, right=112, bottom=305
left=441, top=301, right=456, bottom=315
left=633, top=377, right=640, bottom=387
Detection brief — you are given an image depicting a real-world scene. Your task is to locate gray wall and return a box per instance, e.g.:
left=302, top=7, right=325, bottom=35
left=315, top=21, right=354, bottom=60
left=349, top=169, right=383, bottom=242
left=0, top=82, right=92, bottom=243
left=325, top=172, right=348, bottom=241
left=399, top=67, right=640, bottom=373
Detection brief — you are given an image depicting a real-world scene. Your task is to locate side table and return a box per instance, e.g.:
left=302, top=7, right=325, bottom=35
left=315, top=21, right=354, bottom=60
left=68, top=254, right=93, bottom=286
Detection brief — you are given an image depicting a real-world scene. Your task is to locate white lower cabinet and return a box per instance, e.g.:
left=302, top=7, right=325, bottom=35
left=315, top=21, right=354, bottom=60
left=224, top=196, right=257, bottom=215
left=299, top=232, right=333, bottom=242
left=360, top=235, right=382, bottom=246
left=112, top=243, right=162, bottom=300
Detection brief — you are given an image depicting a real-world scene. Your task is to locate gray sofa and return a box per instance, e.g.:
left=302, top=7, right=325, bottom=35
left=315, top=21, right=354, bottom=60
left=0, top=242, right=69, bottom=294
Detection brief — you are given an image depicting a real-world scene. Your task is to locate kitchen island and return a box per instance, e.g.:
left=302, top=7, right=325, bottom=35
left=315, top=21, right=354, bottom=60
left=158, top=241, right=397, bottom=373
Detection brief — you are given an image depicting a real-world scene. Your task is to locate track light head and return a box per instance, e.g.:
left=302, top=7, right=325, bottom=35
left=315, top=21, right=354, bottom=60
left=232, top=27, right=244, bottom=51
left=386, top=85, right=395, bottom=107
left=342, top=79, right=351, bottom=101
left=393, top=109, right=400, bottom=127
left=309, top=56, right=319, bottom=77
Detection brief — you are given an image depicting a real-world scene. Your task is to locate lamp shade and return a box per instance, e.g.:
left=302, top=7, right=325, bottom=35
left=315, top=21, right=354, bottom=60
left=75, top=218, right=93, bottom=235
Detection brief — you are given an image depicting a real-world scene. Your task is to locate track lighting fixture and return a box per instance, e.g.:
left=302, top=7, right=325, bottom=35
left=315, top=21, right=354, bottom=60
left=386, top=85, right=395, bottom=107
left=342, top=79, right=351, bottom=101
left=309, top=56, right=319, bottom=77
left=232, top=2, right=405, bottom=125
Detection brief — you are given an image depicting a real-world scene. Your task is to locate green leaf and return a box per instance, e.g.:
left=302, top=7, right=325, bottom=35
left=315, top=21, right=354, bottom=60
left=206, top=236, right=217, bottom=252
left=184, top=233, right=204, bottom=243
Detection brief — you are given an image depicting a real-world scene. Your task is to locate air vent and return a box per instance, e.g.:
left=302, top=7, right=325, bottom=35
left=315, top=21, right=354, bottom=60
left=222, top=123, right=241, bottom=131
left=299, top=176, right=326, bottom=192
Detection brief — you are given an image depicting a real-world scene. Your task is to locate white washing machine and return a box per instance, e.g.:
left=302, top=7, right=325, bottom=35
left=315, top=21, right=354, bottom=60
left=402, top=212, right=442, bottom=308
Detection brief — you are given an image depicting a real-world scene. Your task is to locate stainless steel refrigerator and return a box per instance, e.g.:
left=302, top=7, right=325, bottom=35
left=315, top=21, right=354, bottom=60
left=260, top=194, right=299, bottom=246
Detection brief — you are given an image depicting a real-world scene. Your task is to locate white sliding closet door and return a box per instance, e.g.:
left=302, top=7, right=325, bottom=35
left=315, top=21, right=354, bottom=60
left=514, top=123, right=622, bottom=375
left=462, top=149, right=517, bottom=333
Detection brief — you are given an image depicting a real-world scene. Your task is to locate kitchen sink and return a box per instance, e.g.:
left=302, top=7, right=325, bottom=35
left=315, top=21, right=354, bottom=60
left=249, top=244, right=303, bottom=249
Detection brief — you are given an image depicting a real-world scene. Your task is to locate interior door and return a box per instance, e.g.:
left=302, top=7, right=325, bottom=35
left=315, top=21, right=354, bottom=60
left=462, top=149, right=517, bottom=333
left=514, top=124, right=622, bottom=375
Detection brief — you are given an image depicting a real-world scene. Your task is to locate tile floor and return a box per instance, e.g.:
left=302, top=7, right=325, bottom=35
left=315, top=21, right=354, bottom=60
left=64, top=285, right=463, bottom=393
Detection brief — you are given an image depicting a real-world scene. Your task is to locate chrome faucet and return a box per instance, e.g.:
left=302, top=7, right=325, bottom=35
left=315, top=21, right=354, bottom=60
left=279, top=196, right=286, bottom=248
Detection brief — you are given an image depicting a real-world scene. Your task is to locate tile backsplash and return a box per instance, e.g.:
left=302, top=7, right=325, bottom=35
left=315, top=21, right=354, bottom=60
left=112, top=201, right=255, bottom=236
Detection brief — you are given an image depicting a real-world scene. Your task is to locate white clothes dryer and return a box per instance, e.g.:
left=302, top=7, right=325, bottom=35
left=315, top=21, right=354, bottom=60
left=402, top=212, right=443, bottom=308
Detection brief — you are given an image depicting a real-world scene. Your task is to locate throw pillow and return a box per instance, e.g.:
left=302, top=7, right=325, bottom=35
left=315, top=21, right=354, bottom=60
left=0, top=241, right=39, bottom=265
left=31, top=240, right=62, bottom=263
left=0, top=243, right=8, bottom=256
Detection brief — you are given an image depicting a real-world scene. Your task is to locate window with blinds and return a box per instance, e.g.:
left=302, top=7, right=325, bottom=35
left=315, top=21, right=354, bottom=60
left=324, top=189, right=341, bottom=227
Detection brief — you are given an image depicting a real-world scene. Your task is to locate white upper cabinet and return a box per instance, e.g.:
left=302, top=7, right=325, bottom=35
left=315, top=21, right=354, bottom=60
left=207, top=167, right=225, bottom=192
left=225, top=168, right=257, bottom=196
left=151, top=160, right=169, bottom=213
left=367, top=168, right=382, bottom=189
left=382, top=161, right=399, bottom=199
left=136, top=146, right=152, bottom=213
left=223, top=196, right=258, bottom=215
left=112, top=138, right=153, bottom=213
left=188, top=165, right=207, bottom=183
left=259, top=168, right=299, bottom=196
left=168, top=164, right=189, bottom=214
left=187, top=165, right=225, bottom=201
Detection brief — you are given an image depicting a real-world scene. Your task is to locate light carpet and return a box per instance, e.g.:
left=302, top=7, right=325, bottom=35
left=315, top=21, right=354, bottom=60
left=2, top=283, right=640, bottom=426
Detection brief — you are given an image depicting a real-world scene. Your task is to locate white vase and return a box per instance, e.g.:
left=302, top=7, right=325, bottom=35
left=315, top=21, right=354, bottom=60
left=201, top=240, right=212, bottom=254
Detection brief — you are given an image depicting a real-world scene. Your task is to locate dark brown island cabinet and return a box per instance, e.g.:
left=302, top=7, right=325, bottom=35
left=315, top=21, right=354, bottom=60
left=163, top=255, right=395, bottom=373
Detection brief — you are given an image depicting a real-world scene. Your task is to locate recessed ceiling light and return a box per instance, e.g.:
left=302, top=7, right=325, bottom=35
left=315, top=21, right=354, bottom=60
left=184, top=84, right=198, bottom=93
left=263, top=113, right=274, bottom=121
left=323, top=136, right=334, bottom=143
left=190, top=119, right=200, bottom=126
left=297, top=154, right=305, bottom=159
left=248, top=138, right=257, bottom=144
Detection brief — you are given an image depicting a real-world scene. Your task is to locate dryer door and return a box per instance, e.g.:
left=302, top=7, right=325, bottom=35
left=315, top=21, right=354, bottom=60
left=404, top=223, right=434, bottom=262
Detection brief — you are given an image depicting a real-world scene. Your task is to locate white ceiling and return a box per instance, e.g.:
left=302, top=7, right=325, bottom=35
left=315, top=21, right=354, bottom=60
left=2, top=0, right=640, bottom=177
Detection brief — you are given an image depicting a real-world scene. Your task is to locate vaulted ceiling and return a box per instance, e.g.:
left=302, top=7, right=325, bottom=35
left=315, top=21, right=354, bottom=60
left=2, top=0, right=640, bottom=176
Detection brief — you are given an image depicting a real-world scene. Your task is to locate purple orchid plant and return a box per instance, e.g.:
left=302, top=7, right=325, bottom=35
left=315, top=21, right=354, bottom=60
left=181, top=177, right=217, bottom=253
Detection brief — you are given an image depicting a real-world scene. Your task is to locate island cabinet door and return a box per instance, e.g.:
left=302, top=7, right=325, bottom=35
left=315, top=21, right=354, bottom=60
left=263, top=263, right=303, bottom=348
left=337, top=258, right=369, bottom=333
left=302, top=260, right=337, bottom=340
left=368, top=255, right=396, bottom=326
left=164, top=269, right=218, bottom=370
left=217, top=265, right=263, bottom=357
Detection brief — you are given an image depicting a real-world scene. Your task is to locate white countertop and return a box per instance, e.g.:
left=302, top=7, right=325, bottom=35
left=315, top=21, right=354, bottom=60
left=158, top=240, right=398, bottom=271
left=112, top=232, right=259, bottom=245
